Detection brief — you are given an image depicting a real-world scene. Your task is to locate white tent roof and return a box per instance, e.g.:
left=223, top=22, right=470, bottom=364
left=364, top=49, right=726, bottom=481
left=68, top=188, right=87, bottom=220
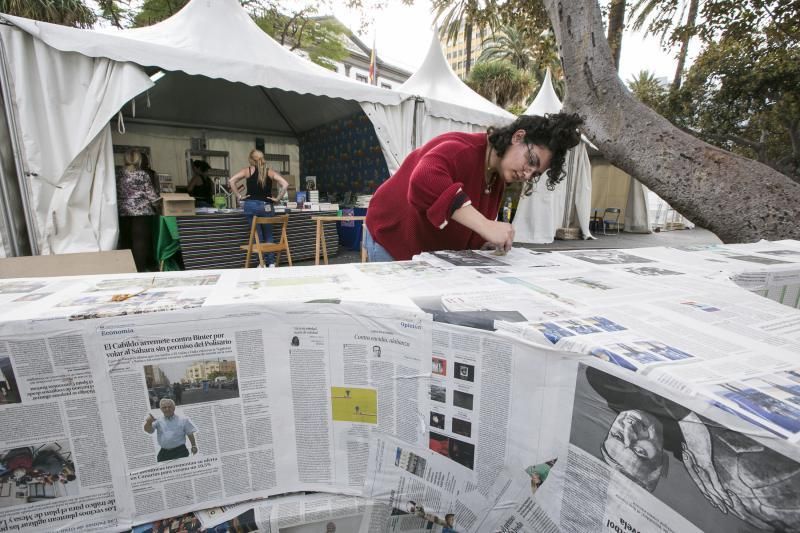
left=514, top=69, right=594, bottom=243
left=2, top=0, right=405, bottom=111
left=524, top=69, right=562, bottom=115
left=400, top=33, right=514, bottom=126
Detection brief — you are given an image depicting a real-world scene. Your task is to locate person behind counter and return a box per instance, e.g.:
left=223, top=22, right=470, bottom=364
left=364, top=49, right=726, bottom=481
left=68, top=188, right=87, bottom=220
left=116, top=149, right=160, bottom=271
left=364, top=113, right=583, bottom=262
left=187, top=160, right=214, bottom=207
left=229, top=149, right=289, bottom=266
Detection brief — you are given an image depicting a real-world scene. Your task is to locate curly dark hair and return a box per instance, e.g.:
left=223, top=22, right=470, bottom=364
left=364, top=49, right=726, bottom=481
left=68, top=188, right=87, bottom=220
left=487, top=113, right=583, bottom=193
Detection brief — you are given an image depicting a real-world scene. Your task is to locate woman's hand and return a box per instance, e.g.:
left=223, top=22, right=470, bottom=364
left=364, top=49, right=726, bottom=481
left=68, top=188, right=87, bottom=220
left=479, top=220, right=515, bottom=252
left=451, top=204, right=515, bottom=252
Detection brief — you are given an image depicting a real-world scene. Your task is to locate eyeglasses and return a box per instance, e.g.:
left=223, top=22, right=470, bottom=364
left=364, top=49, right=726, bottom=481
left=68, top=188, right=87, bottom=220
left=524, top=144, right=542, bottom=180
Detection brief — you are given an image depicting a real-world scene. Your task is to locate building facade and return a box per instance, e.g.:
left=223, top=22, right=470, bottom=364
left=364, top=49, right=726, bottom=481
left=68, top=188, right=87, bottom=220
left=297, top=17, right=411, bottom=90
left=439, top=24, right=489, bottom=80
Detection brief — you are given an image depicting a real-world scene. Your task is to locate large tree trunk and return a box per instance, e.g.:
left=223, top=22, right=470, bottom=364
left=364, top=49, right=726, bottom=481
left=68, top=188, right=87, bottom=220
left=543, top=0, right=800, bottom=243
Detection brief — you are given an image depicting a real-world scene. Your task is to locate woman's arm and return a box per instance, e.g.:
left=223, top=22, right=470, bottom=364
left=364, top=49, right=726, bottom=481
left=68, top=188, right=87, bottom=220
left=268, top=169, right=290, bottom=201
left=228, top=167, right=250, bottom=199
left=187, top=175, right=202, bottom=194
left=451, top=204, right=515, bottom=252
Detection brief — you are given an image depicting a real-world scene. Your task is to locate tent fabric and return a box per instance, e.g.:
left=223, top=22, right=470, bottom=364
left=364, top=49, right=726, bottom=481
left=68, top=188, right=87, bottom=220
left=512, top=70, right=593, bottom=243
left=0, top=0, right=526, bottom=255
left=625, top=179, right=651, bottom=233
left=360, top=100, right=417, bottom=175
left=1, top=0, right=405, bottom=110
left=0, top=25, right=152, bottom=254
left=399, top=34, right=514, bottom=134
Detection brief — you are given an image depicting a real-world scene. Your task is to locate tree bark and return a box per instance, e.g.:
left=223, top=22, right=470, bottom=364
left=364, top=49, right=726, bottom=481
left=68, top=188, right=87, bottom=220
left=543, top=0, right=800, bottom=243
left=671, top=0, right=698, bottom=91
left=465, top=22, right=473, bottom=76
left=606, top=0, right=626, bottom=71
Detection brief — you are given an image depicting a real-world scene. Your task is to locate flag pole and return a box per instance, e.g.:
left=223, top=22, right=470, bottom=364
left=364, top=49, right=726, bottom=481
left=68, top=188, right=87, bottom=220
left=369, top=23, right=377, bottom=85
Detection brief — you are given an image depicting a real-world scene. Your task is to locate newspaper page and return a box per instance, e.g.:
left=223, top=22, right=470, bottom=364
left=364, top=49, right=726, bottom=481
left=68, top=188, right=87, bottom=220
left=0, top=320, right=129, bottom=532
left=132, top=506, right=264, bottom=533
left=271, top=493, right=369, bottom=532
left=324, top=307, right=430, bottom=491
left=0, top=278, right=76, bottom=321
left=86, top=301, right=430, bottom=524
left=361, top=433, right=516, bottom=533
left=87, top=306, right=294, bottom=525
left=6, top=271, right=225, bottom=324
left=556, top=361, right=800, bottom=533
left=203, top=265, right=416, bottom=310
left=477, top=332, right=592, bottom=533
left=358, top=321, right=540, bottom=533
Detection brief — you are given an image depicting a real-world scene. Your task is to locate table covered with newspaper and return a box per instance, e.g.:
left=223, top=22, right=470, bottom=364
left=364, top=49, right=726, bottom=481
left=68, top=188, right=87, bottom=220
left=0, top=240, right=799, bottom=532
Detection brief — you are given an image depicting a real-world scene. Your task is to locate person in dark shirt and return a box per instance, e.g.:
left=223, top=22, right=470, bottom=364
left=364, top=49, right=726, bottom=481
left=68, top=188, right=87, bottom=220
left=187, top=160, right=214, bottom=207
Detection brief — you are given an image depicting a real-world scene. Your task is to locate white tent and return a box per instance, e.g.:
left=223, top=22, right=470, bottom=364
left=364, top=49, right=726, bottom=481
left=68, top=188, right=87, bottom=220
left=0, top=0, right=410, bottom=256
left=512, top=70, right=594, bottom=244
left=400, top=34, right=515, bottom=136
left=362, top=33, right=515, bottom=173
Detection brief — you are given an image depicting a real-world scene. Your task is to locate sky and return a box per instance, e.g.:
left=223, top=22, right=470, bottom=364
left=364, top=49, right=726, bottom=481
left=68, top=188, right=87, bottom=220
left=327, top=0, right=694, bottom=85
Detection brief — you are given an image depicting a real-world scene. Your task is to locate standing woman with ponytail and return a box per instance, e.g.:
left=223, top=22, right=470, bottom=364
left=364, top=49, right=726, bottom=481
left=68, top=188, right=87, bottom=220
left=229, top=149, right=289, bottom=266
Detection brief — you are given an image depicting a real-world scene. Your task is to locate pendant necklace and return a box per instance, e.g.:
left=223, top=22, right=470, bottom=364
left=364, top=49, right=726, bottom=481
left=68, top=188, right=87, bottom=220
left=484, top=144, right=496, bottom=194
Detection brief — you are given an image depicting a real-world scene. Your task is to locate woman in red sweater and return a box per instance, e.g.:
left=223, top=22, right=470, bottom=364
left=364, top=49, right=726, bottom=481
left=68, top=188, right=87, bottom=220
left=364, top=113, right=582, bottom=261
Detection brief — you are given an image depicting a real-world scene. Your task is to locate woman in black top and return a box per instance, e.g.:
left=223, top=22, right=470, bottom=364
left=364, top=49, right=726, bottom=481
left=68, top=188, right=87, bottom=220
left=187, top=160, right=214, bottom=207
left=229, top=149, right=289, bottom=265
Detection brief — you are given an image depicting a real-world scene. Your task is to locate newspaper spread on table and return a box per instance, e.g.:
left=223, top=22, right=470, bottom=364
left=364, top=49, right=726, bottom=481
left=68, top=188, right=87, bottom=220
left=0, top=240, right=798, bottom=532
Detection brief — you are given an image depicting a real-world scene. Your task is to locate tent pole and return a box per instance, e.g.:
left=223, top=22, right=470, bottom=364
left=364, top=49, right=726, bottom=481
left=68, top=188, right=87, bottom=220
left=0, top=35, right=35, bottom=256
left=411, top=97, right=424, bottom=150
left=259, top=88, right=298, bottom=136
left=122, top=117, right=297, bottom=139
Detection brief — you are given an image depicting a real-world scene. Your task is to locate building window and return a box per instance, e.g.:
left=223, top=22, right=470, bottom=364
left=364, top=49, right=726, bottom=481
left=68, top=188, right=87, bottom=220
left=356, top=73, right=368, bottom=83
left=381, top=83, right=392, bottom=89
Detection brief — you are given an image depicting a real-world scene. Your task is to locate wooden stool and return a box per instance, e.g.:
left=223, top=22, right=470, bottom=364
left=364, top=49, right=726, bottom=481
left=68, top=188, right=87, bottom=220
left=311, top=216, right=367, bottom=265
left=240, top=215, right=292, bottom=267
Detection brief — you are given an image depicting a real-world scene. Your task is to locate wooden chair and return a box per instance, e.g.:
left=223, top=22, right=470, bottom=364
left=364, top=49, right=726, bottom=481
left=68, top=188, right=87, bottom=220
left=312, top=216, right=367, bottom=265
left=240, top=215, right=292, bottom=267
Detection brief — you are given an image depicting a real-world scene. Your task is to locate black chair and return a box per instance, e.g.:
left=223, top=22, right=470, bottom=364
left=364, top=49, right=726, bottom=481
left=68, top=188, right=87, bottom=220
left=601, top=208, right=622, bottom=235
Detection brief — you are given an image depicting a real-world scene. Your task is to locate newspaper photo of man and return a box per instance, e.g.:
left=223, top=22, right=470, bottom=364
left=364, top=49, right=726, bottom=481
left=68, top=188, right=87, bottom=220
left=144, top=398, right=198, bottom=462
left=571, top=364, right=800, bottom=532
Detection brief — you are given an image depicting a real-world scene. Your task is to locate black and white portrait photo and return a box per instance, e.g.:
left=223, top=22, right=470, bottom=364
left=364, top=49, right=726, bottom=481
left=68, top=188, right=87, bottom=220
left=569, top=364, right=800, bottom=532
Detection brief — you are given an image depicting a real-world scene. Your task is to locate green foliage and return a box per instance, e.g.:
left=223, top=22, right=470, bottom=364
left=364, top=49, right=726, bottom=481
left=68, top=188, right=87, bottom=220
left=253, top=12, right=348, bottom=71
left=132, top=0, right=189, bottom=27
left=478, top=24, right=535, bottom=70
left=0, top=0, right=96, bottom=27
left=303, top=18, right=350, bottom=71
left=624, top=0, right=799, bottom=180
left=669, top=27, right=800, bottom=180
left=626, top=70, right=668, bottom=112
left=466, top=60, right=534, bottom=109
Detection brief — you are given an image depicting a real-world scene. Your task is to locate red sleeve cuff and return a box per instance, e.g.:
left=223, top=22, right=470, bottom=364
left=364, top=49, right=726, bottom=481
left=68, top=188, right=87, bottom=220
left=426, top=183, right=465, bottom=229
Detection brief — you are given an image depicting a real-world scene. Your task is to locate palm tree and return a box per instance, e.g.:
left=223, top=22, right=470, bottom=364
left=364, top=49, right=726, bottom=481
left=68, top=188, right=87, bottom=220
left=628, top=0, right=701, bottom=91
left=627, top=69, right=667, bottom=110
left=467, top=60, right=534, bottom=109
left=0, top=0, right=96, bottom=27
left=477, top=24, right=536, bottom=70
left=432, top=0, right=497, bottom=77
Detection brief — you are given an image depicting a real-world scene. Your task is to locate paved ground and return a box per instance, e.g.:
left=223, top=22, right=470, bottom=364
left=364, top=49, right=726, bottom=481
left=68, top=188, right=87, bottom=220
left=292, top=227, right=723, bottom=267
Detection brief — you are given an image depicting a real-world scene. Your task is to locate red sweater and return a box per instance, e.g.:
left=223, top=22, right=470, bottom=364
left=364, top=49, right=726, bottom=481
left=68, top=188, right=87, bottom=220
left=366, top=132, right=504, bottom=260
